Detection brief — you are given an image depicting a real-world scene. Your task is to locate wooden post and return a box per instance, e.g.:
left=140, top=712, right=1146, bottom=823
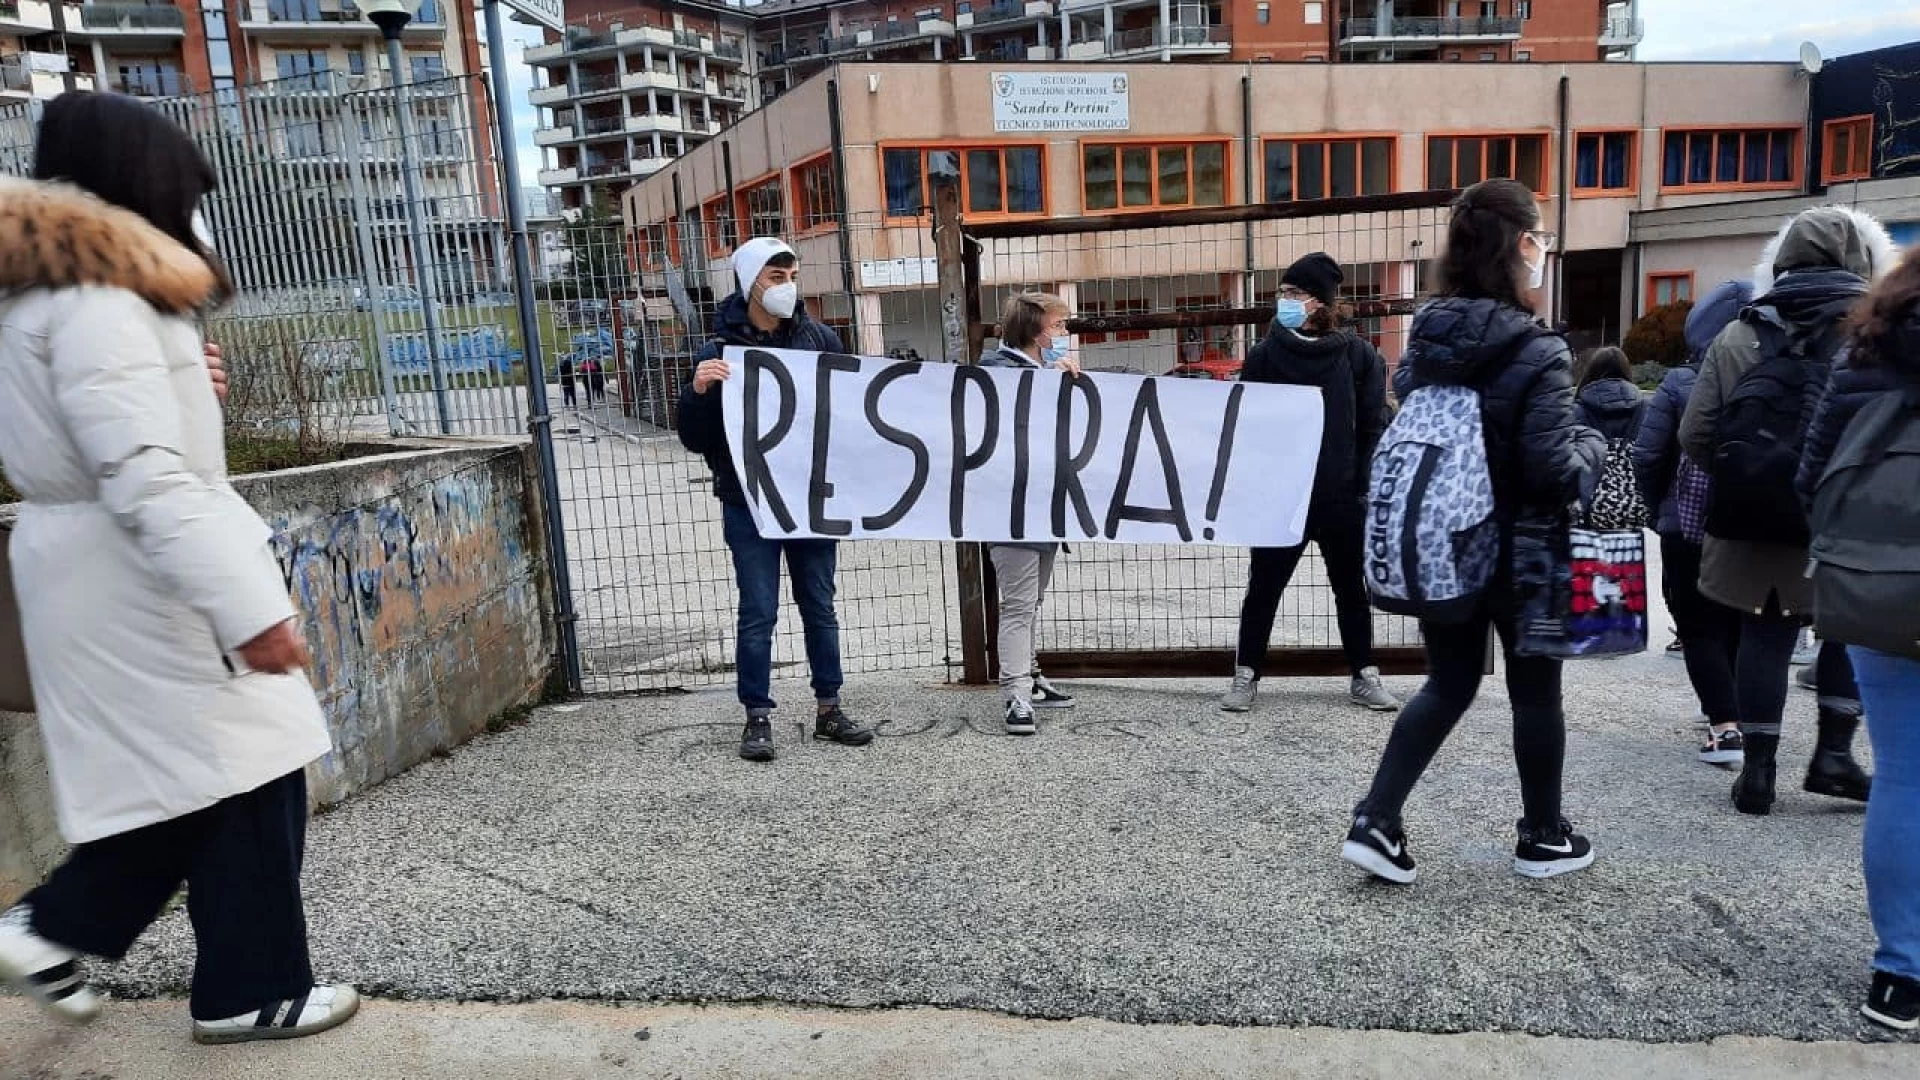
left=931, top=152, right=992, bottom=686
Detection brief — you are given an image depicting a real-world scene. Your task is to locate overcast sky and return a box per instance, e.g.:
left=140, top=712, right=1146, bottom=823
left=492, top=1, right=1920, bottom=196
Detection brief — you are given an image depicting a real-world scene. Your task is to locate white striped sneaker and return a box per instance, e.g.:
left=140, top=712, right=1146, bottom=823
left=192, top=984, right=361, bottom=1045
left=0, top=904, right=102, bottom=1024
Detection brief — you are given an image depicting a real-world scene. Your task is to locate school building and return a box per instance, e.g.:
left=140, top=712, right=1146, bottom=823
left=620, top=50, right=1920, bottom=374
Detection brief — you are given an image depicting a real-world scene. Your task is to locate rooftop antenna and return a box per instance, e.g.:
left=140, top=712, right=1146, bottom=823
left=1798, top=41, right=1824, bottom=77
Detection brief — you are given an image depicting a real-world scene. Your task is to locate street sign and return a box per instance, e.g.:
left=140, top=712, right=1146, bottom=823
left=498, top=0, right=563, bottom=34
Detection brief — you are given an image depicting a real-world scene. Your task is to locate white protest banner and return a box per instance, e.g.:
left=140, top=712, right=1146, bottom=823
left=719, top=348, right=1324, bottom=547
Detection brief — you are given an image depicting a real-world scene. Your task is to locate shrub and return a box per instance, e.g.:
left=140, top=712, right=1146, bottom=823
left=1623, top=300, right=1694, bottom=372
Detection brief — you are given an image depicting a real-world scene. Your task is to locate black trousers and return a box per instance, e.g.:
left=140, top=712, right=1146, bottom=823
left=1661, top=534, right=1742, bottom=726
left=26, top=770, right=314, bottom=1022
left=1735, top=601, right=1805, bottom=738
left=1235, top=499, right=1374, bottom=677
left=1359, top=606, right=1566, bottom=830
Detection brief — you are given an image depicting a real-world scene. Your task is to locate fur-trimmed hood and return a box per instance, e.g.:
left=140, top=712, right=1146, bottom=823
left=1752, top=204, right=1900, bottom=298
left=0, top=175, right=219, bottom=315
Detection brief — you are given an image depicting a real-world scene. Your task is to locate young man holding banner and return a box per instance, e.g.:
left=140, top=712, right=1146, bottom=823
left=677, top=237, right=875, bottom=762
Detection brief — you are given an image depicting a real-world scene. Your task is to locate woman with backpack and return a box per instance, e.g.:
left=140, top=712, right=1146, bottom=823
left=1797, top=245, right=1920, bottom=1031
left=1679, top=205, right=1896, bottom=816
left=1573, top=346, right=1645, bottom=441
left=1342, top=179, right=1606, bottom=885
left=1220, top=252, right=1398, bottom=716
left=1631, top=281, right=1752, bottom=767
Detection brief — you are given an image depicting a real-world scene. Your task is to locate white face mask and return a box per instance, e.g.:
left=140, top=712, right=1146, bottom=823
left=758, top=281, right=798, bottom=320
left=190, top=209, right=216, bottom=253
left=1523, top=234, right=1547, bottom=291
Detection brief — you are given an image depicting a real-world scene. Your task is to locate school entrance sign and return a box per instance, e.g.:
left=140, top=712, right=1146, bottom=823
left=991, top=71, right=1131, bottom=133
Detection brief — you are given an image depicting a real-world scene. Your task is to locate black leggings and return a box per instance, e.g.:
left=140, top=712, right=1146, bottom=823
left=1736, top=604, right=1804, bottom=737
left=1358, top=606, right=1565, bottom=830
left=26, top=770, right=314, bottom=1022
left=1661, top=534, right=1741, bottom=726
left=1235, top=499, right=1374, bottom=677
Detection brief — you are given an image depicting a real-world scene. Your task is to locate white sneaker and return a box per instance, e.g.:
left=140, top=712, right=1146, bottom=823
left=192, top=984, right=361, bottom=1045
left=0, top=904, right=102, bottom=1024
left=1220, top=666, right=1258, bottom=712
left=1349, top=667, right=1403, bottom=712
left=1790, top=630, right=1817, bottom=667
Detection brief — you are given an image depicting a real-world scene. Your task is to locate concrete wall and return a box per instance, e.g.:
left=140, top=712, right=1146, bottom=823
left=1, top=441, right=557, bottom=904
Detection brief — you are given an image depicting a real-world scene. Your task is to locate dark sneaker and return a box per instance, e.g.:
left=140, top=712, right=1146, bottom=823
left=1795, top=664, right=1818, bottom=691
left=1341, top=814, right=1416, bottom=884
left=1862, top=970, right=1920, bottom=1032
left=1004, top=701, right=1036, bottom=736
left=1030, top=674, right=1075, bottom=710
left=1513, top=817, right=1596, bottom=879
left=812, top=706, right=874, bottom=747
left=1666, top=635, right=1685, bottom=655
left=1699, top=727, right=1745, bottom=769
left=739, top=716, right=775, bottom=762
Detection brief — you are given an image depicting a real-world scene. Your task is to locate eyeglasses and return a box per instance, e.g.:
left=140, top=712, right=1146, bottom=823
left=1527, top=230, right=1558, bottom=254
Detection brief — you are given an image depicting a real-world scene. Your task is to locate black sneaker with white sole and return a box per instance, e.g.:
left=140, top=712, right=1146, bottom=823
left=1862, top=970, right=1920, bottom=1031
left=1513, top=817, right=1596, bottom=879
left=1030, top=674, right=1075, bottom=710
left=1004, top=701, right=1036, bottom=736
left=1340, top=814, right=1416, bottom=884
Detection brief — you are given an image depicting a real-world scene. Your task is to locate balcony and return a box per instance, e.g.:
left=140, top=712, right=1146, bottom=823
left=0, top=1, right=58, bottom=34
left=957, top=0, right=1054, bottom=29
left=74, top=2, right=187, bottom=42
left=530, top=81, right=572, bottom=106
left=1600, top=16, right=1643, bottom=51
left=622, top=68, right=678, bottom=92
left=579, top=113, right=626, bottom=138
left=108, top=68, right=190, bottom=97
left=538, top=165, right=579, bottom=186
left=1339, top=15, right=1523, bottom=44
left=627, top=112, right=682, bottom=135
left=524, top=23, right=743, bottom=68
left=533, top=122, right=573, bottom=147
left=823, top=18, right=957, bottom=58
left=240, top=0, right=445, bottom=41
left=1105, top=23, right=1231, bottom=58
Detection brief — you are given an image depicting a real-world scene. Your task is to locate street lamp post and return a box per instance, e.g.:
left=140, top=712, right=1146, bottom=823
left=362, top=0, right=452, bottom=434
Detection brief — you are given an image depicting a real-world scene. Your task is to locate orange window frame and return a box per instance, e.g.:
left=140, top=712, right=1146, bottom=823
left=1423, top=131, right=1552, bottom=196
left=636, top=222, right=678, bottom=270
left=877, top=142, right=1050, bottom=223
left=702, top=195, right=733, bottom=257
left=1260, top=134, right=1397, bottom=202
left=1823, top=115, right=1873, bottom=184
left=1571, top=129, right=1638, bottom=197
left=735, top=171, right=786, bottom=239
left=1646, top=271, right=1694, bottom=310
left=1657, top=126, right=1801, bottom=193
left=789, top=153, right=838, bottom=235
left=1079, top=138, right=1233, bottom=215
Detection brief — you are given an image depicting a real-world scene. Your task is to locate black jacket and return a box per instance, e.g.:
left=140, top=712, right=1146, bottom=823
left=677, top=293, right=846, bottom=505
left=1630, top=365, right=1697, bottom=536
left=1394, top=296, right=1603, bottom=566
left=1797, top=323, right=1917, bottom=512
left=1243, top=323, right=1386, bottom=506
left=1574, top=377, right=1646, bottom=442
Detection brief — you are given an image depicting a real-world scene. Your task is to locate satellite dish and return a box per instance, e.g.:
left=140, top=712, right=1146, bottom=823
left=1799, top=41, right=1824, bottom=76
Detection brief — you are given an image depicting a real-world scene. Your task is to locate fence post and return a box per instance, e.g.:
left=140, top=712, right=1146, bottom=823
left=340, top=94, right=405, bottom=435
left=930, top=152, right=992, bottom=686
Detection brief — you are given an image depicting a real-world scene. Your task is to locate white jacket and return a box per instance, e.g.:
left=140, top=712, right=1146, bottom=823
left=0, top=178, right=330, bottom=844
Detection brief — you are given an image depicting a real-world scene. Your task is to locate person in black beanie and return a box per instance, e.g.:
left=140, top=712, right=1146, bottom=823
left=1221, top=251, right=1399, bottom=715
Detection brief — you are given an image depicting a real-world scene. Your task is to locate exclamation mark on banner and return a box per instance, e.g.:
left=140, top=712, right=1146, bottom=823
left=1202, top=384, right=1245, bottom=541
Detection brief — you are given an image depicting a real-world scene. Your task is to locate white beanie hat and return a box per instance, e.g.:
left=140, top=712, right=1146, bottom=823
left=732, top=236, right=795, bottom=297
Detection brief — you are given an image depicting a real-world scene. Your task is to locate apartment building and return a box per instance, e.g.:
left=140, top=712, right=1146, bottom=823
left=529, top=0, right=1641, bottom=216
left=0, top=0, right=481, bottom=103
left=622, top=59, right=1834, bottom=371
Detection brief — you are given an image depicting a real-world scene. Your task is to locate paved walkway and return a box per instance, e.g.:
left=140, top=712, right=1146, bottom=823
left=4, top=999, right=1916, bottom=1080
left=45, top=638, right=1912, bottom=1049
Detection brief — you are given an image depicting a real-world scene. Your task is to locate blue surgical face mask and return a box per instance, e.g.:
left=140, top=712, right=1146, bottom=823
left=1041, top=338, right=1069, bottom=365
left=1275, top=297, right=1309, bottom=329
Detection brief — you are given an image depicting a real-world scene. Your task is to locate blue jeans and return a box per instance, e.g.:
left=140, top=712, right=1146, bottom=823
left=1851, top=646, right=1920, bottom=983
left=722, top=501, right=842, bottom=714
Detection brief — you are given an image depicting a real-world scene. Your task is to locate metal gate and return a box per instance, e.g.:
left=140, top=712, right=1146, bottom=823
left=944, top=182, right=1457, bottom=680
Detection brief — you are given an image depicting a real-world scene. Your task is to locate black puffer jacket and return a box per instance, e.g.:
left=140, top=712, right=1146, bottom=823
left=1797, top=322, right=1917, bottom=512
left=1395, top=298, right=1602, bottom=526
left=677, top=292, right=846, bottom=505
left=1394, top=298, right=1605, bottom=619
left=1243, top=323, right=1386, bottom=507
left=1574, top=377, right=1646, bottom=442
